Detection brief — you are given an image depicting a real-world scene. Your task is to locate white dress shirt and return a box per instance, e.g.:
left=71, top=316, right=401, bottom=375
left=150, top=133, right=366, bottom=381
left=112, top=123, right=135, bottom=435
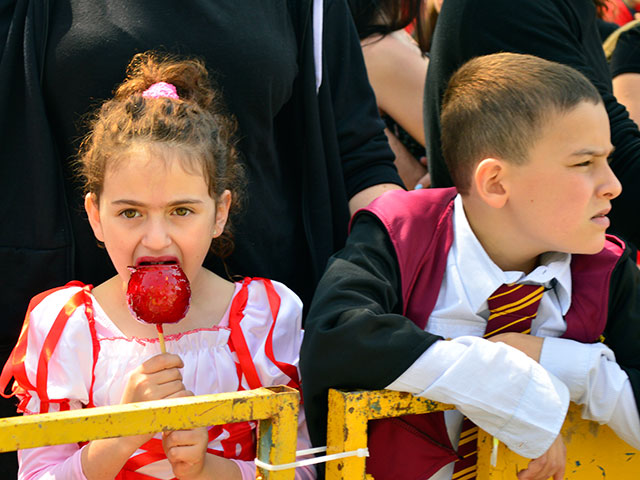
left=387, top=195, right=640, bottom=479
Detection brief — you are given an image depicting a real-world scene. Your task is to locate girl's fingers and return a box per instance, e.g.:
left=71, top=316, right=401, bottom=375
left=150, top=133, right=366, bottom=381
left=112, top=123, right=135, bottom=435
left=140, top=353, right=184, bottom=373
left=146, top=366, right=184, bottom=386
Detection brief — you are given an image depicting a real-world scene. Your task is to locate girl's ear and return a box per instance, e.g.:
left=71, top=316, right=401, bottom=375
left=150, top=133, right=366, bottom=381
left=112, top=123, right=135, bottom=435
left=472, top=158, right=508, bottom=208
left=85, top=193, right=105, bottom=242
left=213, top=190, right=232, bottom=238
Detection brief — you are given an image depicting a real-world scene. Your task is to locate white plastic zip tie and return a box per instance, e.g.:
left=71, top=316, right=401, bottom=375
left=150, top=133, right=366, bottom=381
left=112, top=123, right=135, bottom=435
left=254, top=446, right=369, bottom=471
left=296, top=446, right=328, bottom=456
left=490, top=436, right=499, bottom=467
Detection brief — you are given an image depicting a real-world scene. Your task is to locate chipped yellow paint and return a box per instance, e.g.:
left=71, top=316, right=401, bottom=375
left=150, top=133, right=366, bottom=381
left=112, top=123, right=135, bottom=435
left=327, top=390, right=640, bottom=480
left=0, top=386, right=299, bottom=480
left=477, top=403, right=640, bottom=479
left=325, top=389, right=453, bottom=479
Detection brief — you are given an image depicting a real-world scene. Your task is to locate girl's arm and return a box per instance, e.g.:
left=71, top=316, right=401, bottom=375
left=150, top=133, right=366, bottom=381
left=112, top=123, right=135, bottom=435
left=19, top=353, right=190, bottom=480
left=79, top=353, right=190, bottom=480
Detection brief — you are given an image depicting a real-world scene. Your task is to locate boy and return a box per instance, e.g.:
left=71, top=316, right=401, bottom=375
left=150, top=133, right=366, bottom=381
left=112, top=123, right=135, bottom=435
left=300, top=53, right=640, bottom=480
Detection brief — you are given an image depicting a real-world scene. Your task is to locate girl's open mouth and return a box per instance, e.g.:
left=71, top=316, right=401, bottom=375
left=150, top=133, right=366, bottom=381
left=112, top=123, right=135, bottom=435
left=134, top=256, right=179, bottom=267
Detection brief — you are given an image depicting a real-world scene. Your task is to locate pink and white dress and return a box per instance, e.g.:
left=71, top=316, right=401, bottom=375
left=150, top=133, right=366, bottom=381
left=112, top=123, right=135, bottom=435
left=1, top=277, right=314, bottom=480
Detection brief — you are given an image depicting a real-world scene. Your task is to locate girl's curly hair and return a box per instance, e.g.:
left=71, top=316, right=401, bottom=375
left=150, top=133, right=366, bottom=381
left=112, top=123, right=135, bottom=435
left=77, top=51, right=245, bottom=259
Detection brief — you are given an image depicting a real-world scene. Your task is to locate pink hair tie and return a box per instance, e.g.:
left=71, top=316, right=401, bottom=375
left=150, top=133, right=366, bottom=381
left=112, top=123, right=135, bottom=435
left=142, top=82, right=179, bottom=100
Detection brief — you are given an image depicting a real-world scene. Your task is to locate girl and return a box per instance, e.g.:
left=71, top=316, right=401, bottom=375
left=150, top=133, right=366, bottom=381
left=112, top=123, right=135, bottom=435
left=1, top=52, right=315, bottom=480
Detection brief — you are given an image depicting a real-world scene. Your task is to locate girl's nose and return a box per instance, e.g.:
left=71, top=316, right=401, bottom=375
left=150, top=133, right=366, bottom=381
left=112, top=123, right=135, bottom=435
left=141, top=218, right=172, bottom=250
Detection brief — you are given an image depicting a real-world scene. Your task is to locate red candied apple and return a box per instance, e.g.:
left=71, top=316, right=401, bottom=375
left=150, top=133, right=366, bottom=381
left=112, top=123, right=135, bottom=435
left=126, top=263, right=191, bottom=352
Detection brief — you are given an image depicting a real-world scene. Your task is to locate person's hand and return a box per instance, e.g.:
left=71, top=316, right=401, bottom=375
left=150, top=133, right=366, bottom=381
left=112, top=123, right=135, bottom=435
left=414, top=157, right=431, bottom=189
left=163, top=428, right=209, bottom=479
left=517, top=434, right=566, bottom=480
left=121, top=353, right=190, bottom=404
left=488, top=333, right=544, bottom=362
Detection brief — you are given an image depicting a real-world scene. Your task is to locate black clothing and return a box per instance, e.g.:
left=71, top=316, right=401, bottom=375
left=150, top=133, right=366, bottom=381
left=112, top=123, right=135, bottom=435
left=301, top=211, right=640, bottom=457
left=598, top=17, right=620, bottom=42
left=423, top=0, right=640, bottom=248
left=1, top=0, right=400, bottom=357
left=300, top=213, right=442, bottom=448
left=611, top=23, right=640, bottom=77
left=0, top=0, right=401, bottom=473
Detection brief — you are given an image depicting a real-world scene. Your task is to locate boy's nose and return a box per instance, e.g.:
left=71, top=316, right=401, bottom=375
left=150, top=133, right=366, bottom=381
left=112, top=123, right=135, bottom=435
left=142, top=218, right=172, bottom=250
left=601, top=164, right=622, bottom=200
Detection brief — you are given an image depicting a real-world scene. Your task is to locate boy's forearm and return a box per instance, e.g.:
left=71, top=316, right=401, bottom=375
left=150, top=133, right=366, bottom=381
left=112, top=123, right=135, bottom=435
left=387, top=336, right=569, bottom=458
left=540, top=337, right=640, bottom=448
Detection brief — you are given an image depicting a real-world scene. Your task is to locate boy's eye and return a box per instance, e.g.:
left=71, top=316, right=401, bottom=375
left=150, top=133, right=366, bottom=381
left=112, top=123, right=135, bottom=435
left=573, top=160, right=592, bottom=167
left=121, top=209, right=140, bottom=219
left=174, top=207, right=191, bottom=216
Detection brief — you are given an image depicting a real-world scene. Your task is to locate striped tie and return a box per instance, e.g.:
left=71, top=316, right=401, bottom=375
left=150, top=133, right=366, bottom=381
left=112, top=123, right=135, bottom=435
left=452, top=283, right=545, bottom=480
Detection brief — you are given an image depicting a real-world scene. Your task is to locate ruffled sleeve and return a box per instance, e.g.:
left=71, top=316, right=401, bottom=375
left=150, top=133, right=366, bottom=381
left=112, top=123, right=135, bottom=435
left=229, top=278, right=303, bottom=390
left=227, top=278, right=315, bottom=479
left=3, top=285, right=94, bottom=414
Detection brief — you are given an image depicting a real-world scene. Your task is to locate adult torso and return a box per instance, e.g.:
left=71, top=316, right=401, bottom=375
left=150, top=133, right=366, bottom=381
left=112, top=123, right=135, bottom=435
left=43, top=0, right=309, bottom=298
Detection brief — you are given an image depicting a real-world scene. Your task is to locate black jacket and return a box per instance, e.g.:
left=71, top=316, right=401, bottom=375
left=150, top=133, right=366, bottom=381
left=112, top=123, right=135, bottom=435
left=0, top=0, right=400, bottom=350
left=424, top=0, right=640, bottom=248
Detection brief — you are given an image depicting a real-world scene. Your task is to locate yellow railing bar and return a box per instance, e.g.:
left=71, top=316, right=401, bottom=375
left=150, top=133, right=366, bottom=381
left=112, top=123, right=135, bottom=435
left=325, top=389, right=640, bottom=480
left=476, top=403, right=640, bottom=479
left=0, top=385, right=299, bottom=480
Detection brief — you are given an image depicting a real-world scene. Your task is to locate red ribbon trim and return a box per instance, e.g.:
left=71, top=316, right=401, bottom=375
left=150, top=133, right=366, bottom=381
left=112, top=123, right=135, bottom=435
left=227, top=278, right=263, bottom=390
left=0, top=282, right=88, bottom=413
left=262, top=279, right=300, bottom=389
left=36, top=287, right=90, bottom=412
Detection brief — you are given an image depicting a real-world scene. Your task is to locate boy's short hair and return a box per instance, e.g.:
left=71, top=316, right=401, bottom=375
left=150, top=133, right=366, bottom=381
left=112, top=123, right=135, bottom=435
left=441, top=52, right=602, bottom=193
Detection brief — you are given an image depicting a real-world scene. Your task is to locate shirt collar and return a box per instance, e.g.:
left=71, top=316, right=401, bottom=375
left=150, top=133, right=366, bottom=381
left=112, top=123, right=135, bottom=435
left=452, top=194, right=572, bottom=315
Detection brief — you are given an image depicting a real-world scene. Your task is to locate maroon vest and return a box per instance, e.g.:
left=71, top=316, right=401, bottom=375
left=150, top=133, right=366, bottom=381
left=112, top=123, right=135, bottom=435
left=358, top=188, right=625, bottom=480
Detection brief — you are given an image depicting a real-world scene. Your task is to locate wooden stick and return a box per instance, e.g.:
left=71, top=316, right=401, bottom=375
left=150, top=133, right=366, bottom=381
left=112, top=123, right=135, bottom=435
left=156, top=324, right=166, bottom=353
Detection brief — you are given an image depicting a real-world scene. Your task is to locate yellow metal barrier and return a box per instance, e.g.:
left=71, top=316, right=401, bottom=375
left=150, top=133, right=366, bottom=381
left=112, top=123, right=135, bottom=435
left=326, top=389, right=640, bottom=480
left=477, top=404, right=640, bottom=479
left=325, top=389, right=453, bottom=479
left=0, top=386, right=299, bottom=480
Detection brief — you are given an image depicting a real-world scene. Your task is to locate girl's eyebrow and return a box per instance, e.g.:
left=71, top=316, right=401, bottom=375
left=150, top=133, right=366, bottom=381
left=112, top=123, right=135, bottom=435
left=111, top=199, right=204, bottom=206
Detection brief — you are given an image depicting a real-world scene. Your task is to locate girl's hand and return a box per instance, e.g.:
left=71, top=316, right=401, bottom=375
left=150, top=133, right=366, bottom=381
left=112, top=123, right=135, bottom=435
left=163, top=428, right=209, bottom=479
left=120, top=353, right=191, bottom=446
left=164, top=429, right=244, bottom=480
left=121, top=353, right=190, bottom=404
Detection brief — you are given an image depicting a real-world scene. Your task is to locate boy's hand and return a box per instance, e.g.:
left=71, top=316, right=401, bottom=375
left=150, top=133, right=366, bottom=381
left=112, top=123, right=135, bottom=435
left=163, top=428, right=208, bottom=479
left=488, top=333, right=544, bottom=362
left=121, top=353, right=190, bottom=404
left=518, top=435, right=566, bottom=480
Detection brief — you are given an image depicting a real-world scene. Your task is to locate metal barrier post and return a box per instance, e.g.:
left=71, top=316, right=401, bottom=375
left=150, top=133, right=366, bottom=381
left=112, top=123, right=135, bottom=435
left=0, top=386, right=299, bottom=480
left=325, top=389, right=452, bottom=480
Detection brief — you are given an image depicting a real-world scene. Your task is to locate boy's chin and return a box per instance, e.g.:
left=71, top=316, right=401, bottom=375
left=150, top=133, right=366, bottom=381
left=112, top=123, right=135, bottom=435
left=572, top=236, right=607, bottom=255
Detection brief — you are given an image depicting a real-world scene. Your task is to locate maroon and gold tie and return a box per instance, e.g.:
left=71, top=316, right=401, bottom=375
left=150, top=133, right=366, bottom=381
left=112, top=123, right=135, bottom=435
left=452, top=283, right=546, bottom=480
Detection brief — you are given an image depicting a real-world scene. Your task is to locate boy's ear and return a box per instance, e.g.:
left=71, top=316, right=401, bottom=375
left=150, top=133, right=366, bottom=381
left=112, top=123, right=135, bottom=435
left=472, top=158, right=508, bottom=208
left=84, top=193, right=105, bottom=242
left=213, top=190, right=232, bottom=238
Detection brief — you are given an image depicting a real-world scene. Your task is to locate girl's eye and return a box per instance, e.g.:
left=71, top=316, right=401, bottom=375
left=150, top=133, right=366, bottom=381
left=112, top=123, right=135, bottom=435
left=174, top=207, right=191, bottom=217
left=121, top=209, right=140, bottom=219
